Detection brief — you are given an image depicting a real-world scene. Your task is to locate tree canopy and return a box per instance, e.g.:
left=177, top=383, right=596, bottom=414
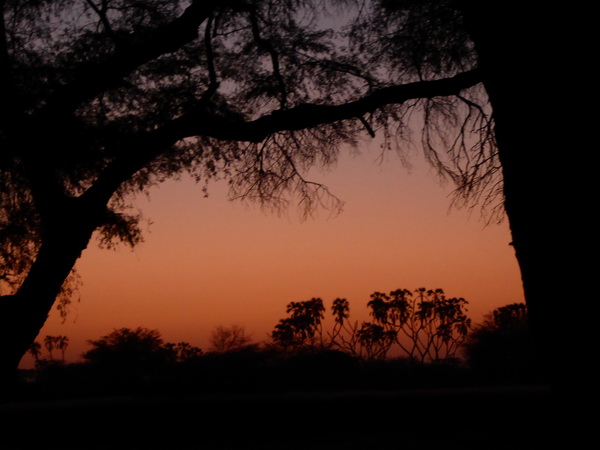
left=271, top=288, right=470, bottom=362
left=0, top=0, right=555, bottom=375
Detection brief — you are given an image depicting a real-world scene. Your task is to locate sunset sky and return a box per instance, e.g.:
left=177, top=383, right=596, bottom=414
left=21, top=140, right=523, bottom=368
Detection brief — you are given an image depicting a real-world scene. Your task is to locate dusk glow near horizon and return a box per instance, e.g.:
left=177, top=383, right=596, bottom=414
left=21, top=142, right=523, bottom=368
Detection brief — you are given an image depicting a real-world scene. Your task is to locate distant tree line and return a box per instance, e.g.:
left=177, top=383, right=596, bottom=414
left=17, top=292, right=543, bottom=401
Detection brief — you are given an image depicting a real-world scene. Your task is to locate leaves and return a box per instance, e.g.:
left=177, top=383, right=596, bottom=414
left=271, top=297, right=326, bottom=349
left=271, top=287, right=471, bottom=361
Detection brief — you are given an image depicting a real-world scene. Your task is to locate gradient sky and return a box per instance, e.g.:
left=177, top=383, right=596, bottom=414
left=20, top=140, right=523, bottom=368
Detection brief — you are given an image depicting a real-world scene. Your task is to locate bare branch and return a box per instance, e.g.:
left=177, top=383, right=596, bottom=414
left=81, top=69, right=481, bottom=210
left=84, top=0, right=117, bottom=41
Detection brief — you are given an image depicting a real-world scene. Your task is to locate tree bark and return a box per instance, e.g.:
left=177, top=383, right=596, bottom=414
left=0, top=202, right=99, bottom=386
left=460, top=1, right=559, bottom=360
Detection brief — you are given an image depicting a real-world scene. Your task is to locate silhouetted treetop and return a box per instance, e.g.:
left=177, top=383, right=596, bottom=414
left=82, top=327, right=201, bottom=366
left=82, top=327, right=172, bottom=366
left=1, top=0, right=489, bottom=289
left=271, top=288, right=470, bottom=361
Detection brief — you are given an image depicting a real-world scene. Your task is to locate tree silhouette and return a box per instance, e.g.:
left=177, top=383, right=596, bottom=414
left=83, top=327, right=174, bottom=366
left=272, top=289, right=470, bottom=361
left=0, top=0, right=561, bottom=375
left=366, top=288, right=470, bottom=362
left=43, top=335, right=57, bottom=361
left=209, top=325, right=253, bottom=353
left=163, top=341, right=203, bottom=361
left=464, top=303, right=541, bottom=381
left=326, top=297, right=395, bottom=360
left=56, top=335, right=69, bottom=361
left=27, top=341, right=41, bottom=362
left=271, top=298, right=326, bottom=350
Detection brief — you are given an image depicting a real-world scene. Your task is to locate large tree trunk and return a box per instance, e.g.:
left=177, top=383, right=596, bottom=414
left=460, top=2, right=559, bottom=360
left=0, top=203, right=99, bottom=386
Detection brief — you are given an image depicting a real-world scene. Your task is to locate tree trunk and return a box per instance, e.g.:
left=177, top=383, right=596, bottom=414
left=460, top=2, right=560, bottom=360
left=0, top=204, right=98, bottom=386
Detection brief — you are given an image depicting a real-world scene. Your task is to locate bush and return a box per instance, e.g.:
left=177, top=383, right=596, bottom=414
left=464, top=304, right=544, bottom=383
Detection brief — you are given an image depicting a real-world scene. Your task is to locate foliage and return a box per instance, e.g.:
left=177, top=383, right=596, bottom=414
left=271, top=287, right=471, bottom=362
left=464, top=303, right=542, bottom=381
left=366, top=288, right=471, bottom=362
left=27, top=340, right=41, bottom=361
left=82, top=327, right=200, bottom=367
left=0, top=0, right=553, bottom=376
left=30, top=335, right=69, bottom=362
left=271, top=298, right=326, bottom=350
left=0, top=0, right=501, bottom=375
left=164, top=341, right=204, bottom=362
left=83, top=327, right=170, bottom=366
left=0, top=0, right=490, bottom=294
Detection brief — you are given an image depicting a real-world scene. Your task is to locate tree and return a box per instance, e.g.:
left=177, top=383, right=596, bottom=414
left=0, top=0, right=560, bottom=376
left=56, top=335, right=69, bottom=361
left=43, top=335, right=57, bottom=361
left=27, top=341, right=41, bottom=362
left=271, top=289, right=470, bottom=361
left=328, top=297, right=395, bottom=360
left=464, top=303, right=542, bottom=381
left=164, top=341, right=203, bottom=361
left=366, top=288, right=470, bottom=362
left=271, top=298, right=326, bottom=350
left=209, top=325, right=253, bottom=353
left=82, top=327, right=175, bottom=367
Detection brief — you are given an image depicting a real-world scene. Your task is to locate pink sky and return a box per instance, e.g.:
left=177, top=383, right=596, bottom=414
left=20, top=142, right=523, bottom=368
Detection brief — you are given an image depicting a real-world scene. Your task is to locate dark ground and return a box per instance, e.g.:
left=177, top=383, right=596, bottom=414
left=0, top=385, right=554, bottom=450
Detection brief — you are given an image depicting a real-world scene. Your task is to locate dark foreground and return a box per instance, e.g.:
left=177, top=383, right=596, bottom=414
left=1, top=385, right=553, bottom=449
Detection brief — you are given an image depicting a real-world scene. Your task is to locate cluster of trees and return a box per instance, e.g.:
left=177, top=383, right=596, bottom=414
left=0, top=0, right=565, bottom=379
left=81, top=327, right=202, bottom=367
left=12, top=299, right=543, bottom=400
left=24, top=296, right=535, bottom=370
left=26, top=297, right=534, bottom=372
left=270, top=288, right=471, bottom=362
left=464, top=302, right=540, bottom=379
left=28, top=335, right=69, bottom=363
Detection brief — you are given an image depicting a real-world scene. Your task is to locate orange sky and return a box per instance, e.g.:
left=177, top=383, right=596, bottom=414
left=20, top=141, right=523, bottom=368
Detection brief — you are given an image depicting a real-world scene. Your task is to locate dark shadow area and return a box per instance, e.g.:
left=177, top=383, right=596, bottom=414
left=8, top=345, right=548, bottom=401
left=1, top=383, right=552, bottom=450
left=3, top=344, right=552, bottom=450
left=3, top=303, right=553, bottom=449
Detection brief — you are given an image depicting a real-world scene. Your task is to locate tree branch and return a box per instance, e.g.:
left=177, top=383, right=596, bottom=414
left=84, top=0, right=118, bottom=44
left=170, top=68, right=482, bottom=142
left=81, top=69, right=482, bottom=208
left=249, top=9, right=287, bottom=109
left=40, top=0, right=241, bottom=118
left=0, top=0, right=17, bottom=118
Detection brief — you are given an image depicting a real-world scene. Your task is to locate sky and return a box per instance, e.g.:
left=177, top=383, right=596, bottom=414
left=20, top=140, right=524, bottom=368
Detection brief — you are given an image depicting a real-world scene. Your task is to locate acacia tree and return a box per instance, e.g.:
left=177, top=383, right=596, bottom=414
left=0, top=0, right=558, bottom=376
left=82, top=327, right=175, bottom=367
